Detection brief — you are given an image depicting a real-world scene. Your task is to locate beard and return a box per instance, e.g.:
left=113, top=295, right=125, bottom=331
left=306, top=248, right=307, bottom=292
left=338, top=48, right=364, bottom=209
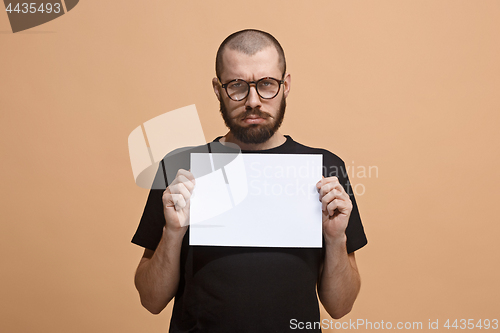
left=219, top=96, right=286, bottom=145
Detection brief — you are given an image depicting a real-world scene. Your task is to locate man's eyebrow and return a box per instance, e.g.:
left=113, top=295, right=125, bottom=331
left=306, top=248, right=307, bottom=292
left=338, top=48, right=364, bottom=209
left=229, top=75, right=282, bottom=81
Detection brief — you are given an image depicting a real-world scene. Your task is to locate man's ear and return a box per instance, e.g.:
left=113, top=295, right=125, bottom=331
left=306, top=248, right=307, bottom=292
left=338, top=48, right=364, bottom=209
left=212, top=77, right=221, bottom=101
left=283, top=73, right=291, bottom=99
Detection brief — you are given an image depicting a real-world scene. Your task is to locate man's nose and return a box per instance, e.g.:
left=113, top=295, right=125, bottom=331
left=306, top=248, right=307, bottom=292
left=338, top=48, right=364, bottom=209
left=245, top=85, right=262, bottom=109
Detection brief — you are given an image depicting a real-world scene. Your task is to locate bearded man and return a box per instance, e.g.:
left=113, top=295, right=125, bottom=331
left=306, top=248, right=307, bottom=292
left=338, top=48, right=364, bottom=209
left=132, top=29, right=367, bottom=333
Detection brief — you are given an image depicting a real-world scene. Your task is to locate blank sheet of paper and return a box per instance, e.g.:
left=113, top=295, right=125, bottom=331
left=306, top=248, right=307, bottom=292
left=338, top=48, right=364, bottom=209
left=189, top=153, right=323, bottom=247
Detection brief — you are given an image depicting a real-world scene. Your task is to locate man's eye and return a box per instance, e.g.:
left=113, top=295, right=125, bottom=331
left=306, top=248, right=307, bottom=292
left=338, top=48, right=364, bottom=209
left=230, top=82, right=243, bottom=89
left=260, top=80, right=276, bottom=88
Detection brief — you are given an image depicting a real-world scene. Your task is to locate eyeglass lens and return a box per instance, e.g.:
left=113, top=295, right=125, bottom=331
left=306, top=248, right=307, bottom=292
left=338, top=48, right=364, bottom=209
left=226, top=78, right=281, bottom=101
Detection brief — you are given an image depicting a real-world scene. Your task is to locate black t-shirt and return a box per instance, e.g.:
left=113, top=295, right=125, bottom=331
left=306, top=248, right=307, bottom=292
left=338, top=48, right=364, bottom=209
left=132, top=135, right=367, bottom=333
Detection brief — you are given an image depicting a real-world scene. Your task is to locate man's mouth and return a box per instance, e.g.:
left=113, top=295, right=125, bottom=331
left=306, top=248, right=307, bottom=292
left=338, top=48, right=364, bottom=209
left=242, top=114, right=266, bottom=124
left=240, top=111, right=270, bottom=124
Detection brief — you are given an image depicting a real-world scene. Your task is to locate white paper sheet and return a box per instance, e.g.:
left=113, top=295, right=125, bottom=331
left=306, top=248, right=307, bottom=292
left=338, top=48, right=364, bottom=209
left=189, top=153, right=323, bottom=247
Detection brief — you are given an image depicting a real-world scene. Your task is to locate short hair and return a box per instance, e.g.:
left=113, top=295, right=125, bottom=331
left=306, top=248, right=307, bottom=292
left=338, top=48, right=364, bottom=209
left=215, top=29, right=286, bottom=80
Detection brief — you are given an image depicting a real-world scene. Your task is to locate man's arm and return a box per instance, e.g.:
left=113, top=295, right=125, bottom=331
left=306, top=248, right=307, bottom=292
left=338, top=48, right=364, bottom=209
left=134, top=228, right=186, bottom=314
left=134, top=169, right=194, bottom=314
left=316, top=176, right=361, bottom=319
left=317, top=244, right=360, bottom=319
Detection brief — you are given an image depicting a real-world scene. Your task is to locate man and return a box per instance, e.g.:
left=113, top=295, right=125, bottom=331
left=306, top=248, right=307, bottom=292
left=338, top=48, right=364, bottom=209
left=132, top=29, right=367, bottom=332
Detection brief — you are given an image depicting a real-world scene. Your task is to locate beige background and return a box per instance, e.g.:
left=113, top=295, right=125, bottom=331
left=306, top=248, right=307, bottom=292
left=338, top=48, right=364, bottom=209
left=1, top=1, right=499, bottom=332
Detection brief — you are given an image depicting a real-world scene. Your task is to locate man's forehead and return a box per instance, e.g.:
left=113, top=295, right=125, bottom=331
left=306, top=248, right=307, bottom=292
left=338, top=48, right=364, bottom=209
left=220, top=46, right=281, bottom=80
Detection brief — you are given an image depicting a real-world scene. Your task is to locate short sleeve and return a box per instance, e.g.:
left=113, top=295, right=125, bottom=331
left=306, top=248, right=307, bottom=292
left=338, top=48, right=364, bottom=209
left=131, top=160, right=171, bottom=251
left=131, top=146, right=196, bottom=250
left=131, top=188, right=165, bottom=251
left=322, top=152, right=368, bottom=253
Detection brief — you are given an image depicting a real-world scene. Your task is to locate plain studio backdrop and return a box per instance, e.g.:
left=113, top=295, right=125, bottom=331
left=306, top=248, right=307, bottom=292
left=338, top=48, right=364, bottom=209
left=1, top=1, right=499, bottom=332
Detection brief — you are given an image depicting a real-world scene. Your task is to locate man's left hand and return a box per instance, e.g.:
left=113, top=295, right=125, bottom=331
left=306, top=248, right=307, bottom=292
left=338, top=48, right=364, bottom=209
left=316, top=176, right=352, bottom=244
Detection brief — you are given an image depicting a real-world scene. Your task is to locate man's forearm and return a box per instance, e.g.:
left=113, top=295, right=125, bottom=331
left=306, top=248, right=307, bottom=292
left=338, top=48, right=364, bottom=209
left=318, top=235, right=361, bottom=319
left=134, top=227, right=186, bottom=314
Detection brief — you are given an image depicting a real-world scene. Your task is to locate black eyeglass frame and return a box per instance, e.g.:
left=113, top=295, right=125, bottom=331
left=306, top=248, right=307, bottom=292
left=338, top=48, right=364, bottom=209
left=219, top=77, right=285, bottom=101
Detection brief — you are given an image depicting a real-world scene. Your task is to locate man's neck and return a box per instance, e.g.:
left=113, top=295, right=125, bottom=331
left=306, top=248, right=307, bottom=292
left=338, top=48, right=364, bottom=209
left=220, top=131, right=286, bottom=150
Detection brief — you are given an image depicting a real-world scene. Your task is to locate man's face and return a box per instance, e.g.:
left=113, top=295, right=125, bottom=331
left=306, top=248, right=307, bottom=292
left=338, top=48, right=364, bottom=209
left=214, top=47, right=291, bottom=145
left=219, top=92, right=286, bottom=145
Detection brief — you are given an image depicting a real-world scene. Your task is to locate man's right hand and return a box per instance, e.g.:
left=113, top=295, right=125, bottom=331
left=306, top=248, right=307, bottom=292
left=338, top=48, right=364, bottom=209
left=162, top=169, right=196, bottom=232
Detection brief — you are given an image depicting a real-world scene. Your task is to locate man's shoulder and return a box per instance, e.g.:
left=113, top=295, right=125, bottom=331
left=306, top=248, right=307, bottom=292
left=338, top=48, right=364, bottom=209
left=162, top=140, right=236, bottom=160
left=287, top=136, right=346, bottom=167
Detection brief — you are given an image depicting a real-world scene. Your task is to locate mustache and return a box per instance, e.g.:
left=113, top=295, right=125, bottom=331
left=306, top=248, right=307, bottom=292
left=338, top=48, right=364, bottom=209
left=239, top=109, right=272, bottom=119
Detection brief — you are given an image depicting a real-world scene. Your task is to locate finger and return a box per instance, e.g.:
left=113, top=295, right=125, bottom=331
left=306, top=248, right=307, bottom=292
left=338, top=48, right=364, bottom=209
left=168, top=174, right=196, bottom=192
left=319, top=182, right=347, bottom=199
left=317, top=176, right=340, bottom=190
left=320, top=189, right=342, bottom=210
left=327, top=185, right=350, bottom=202
left=179, top=168, right=195, bottom=182
left=169, top=183, right=192, bottom=202
left=326, top=198, right=352, bottom=216
left=171, top=193, right=187, bottom=211
left=172, top=169, right=196, bottom=186
left=325, top=199, right=338, bottom=216
left=318, top=182, right=332, bottom=199
left=316, top=177, right=324, bottom=190
left=321, top=176, right=339, bottom=185
left=318, top=182, right=343, bottom=200
left=172, top=175, right=195, bottom=193
left=321, top=189, right=349, bottom=212
left=163, top=192, right=184, bottom=209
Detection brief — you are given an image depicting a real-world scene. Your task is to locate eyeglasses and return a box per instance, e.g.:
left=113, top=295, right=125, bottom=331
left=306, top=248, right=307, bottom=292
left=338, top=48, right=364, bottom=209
left=219, top=77, right=285, bottom=101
